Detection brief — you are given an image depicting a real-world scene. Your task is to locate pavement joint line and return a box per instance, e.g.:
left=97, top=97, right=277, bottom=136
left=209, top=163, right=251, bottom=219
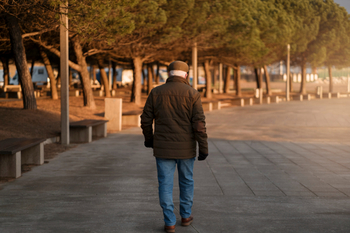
left=288, top=141, right=350, bottom=176
left=260, top=141, right=329, bottom=197
left=291, top=143, right=350, bottom=174
left=212, top=140, right=256, bottom=196
left=241, top=141, right=289, bottom=196
left=273, top=141, right=350, bottom=197
left=203, top=149, right=225, bottom=196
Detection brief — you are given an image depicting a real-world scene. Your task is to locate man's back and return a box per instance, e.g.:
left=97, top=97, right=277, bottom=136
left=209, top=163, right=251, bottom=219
left=141, top=76, right=207, bottom=159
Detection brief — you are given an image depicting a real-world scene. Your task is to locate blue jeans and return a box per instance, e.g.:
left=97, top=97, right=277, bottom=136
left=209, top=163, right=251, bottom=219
left=156, top=157, right=195, bottom=226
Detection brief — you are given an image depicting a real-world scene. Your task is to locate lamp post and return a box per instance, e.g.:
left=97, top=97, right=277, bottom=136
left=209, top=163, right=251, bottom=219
left=219, top=63, right=223, bottom=93
left=286, top=44, right=290, bottom=101
left=60, top=1, right=69, bottom=145
left=192, top=43, right=198, bottom=90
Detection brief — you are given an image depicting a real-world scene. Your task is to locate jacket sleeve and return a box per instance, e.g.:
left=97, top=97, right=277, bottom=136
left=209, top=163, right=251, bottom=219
left=191, top=94, right=208, bottom=155
left=141, top=91, right=154, bottom=143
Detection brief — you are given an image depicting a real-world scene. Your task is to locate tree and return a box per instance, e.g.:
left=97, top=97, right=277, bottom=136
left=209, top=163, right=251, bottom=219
left=40, top=48, right=58, bottom=99
left=5, top=14, right=37, bottom=109
left=97, top=58, right=111, bottom=97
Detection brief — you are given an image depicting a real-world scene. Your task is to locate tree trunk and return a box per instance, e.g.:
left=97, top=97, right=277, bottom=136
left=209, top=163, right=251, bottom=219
left=264, top=65, right=271, bottom=95
left=130, top=62, right=135, bottom=102
left=235, top=65, right=241, bottom=96
left=289, top=72, right=293, bottom=92
left=132, top=57, right=142, bottom=105
left=5, top=14, right=36, bottom=109
left=69, top=68, right=73, bottom=86
left=328, top=66, right=333, bottom=93
left=142, top=67, right=147, bottom=92
left=300, top=63, right=306, bottom=94
left=224, top=66, right=231, bottom=93
left=72, top=36, right=96, bottom=109
left=254, top=68, right=261, bottom=89
left=213, top=65, right=218, bottom=90
left=92, top=65, right=97, bottom=84
left=0, top=58, right=10, bottom=86
left=40, top=48, right=58, bottom=100
left=57, top=68, right=61, bottom=87
left=30, top=59, right=35, bottom=78
left=155, top=62, right=160, bottom=84
left=204, top=60, right=212, bottom=98
left=112, top=62, right=117, bottom=89
left=147, top=65, right=153, bottom=95
left=98, top=59, right=111, bottom=97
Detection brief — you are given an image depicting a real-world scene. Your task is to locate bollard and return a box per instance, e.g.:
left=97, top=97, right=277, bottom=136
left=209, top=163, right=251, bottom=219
left=266, top=96, right=271, bottom=104
left=240, top=99, right=244, bottom=107
left=249, top=98, right=253, bottom=106
left=317, top=86, right=323, bottom=99
left=255, top=88, right=259, bottom=98
left=105, top=98, right=122, bottom=131
left=276, top=96, right=280, bottom=104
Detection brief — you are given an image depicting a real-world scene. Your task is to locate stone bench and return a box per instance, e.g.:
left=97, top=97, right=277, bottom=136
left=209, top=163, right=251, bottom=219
left=70, top=120, right=108, bottom=143
left=0, top=138, right=45, bottom=178
left=231, top=97, right=253, bottom=107
left=3, top=85, right=22, bottom=99
left=202, top=100, right=221, bottom=111
left=122, top=111, right=142, bottom=127
left=322, top=92, right=340, bottom=99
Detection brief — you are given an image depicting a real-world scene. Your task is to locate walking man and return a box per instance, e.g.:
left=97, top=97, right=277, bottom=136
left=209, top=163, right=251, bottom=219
left=141, top=61, right=208, bottom=233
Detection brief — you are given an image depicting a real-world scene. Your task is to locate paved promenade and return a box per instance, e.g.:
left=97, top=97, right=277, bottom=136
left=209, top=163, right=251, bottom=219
left=1, top=98, right=350, bottom=232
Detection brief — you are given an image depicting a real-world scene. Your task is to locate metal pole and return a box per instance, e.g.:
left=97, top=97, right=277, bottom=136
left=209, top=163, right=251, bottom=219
left=192, top=43, right=198, bottom=90
left=286, top=44, right=290, bottom=101
left=60, top=1, right=69, bottom=145
left=108, top=59, right=112, bottom=90
left=219, top=63, right=223, bottom=93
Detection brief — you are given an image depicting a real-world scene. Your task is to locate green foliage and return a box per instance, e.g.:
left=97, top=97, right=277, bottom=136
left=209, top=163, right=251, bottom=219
left=1, top=0, right=350, bottom=67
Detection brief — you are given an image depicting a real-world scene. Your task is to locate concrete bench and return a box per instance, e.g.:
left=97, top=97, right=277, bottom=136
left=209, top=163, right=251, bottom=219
left=202, top=100, right=221, bottom=111
left=70, top=120, right=108, bottom=143
left=339, top=93, right=350, bottom=98
left=0, top=138, right=45, bottom=178
left=122, top=111, right=142, bottom=127
left=291, top=94, right=304, bottom=101
left=3, top=85, right=22, bottom=99
left=323, top=92, right=340, bottom=99
left=232, top=97, right=253, bottom=107
left=271, top=96, right=285, bottom=103
left=93, top=90, right=116, bottom=97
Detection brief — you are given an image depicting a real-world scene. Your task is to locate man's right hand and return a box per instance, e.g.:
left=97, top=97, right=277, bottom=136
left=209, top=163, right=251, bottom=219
left=198, top=151, right=208, bottom=161
left=144, top=140, right=153, bottom=148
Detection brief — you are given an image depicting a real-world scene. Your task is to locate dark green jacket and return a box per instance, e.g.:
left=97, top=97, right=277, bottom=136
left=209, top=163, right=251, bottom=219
left=141, top=76, right=208, bottom=159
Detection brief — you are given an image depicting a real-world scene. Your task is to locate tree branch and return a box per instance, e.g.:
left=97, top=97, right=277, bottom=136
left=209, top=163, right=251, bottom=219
left=22, top=25, right=59, bottom=38
left=29, top=37, right=82, bottom=72
left=83, top=48, right=112, bottom=57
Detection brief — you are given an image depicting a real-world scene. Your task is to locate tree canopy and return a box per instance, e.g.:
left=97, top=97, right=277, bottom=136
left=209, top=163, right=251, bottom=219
left=1, top=0, right=350, bottom=107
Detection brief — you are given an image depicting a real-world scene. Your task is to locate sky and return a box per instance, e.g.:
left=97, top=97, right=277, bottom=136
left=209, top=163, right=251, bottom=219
left=334, top=0, right=350, bottom=13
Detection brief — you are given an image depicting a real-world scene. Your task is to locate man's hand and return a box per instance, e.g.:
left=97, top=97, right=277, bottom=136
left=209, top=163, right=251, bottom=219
left=198, top=151, right=208, bottom=161
left=144, top=140, right=153, bottom=148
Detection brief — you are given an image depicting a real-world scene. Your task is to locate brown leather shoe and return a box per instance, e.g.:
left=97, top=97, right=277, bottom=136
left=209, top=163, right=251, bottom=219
left=181, top=216, right=193, bottom=226
left=164, top=225, right=175, bottom=233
